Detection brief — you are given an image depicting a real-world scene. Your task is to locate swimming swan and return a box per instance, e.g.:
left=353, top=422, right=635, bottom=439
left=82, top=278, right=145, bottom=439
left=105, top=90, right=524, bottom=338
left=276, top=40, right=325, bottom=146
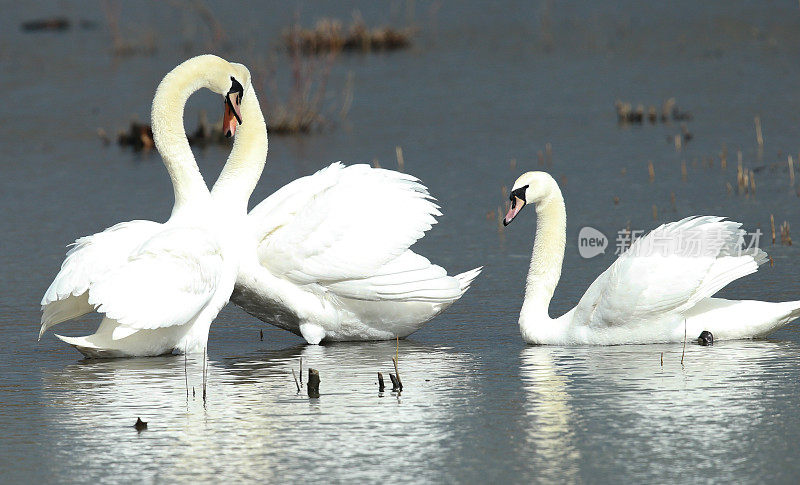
left=39, top=55, right=260, bottom=357
left=212, top=102, right=481, bottom=345
left=503, top=171, right=800, bottom=345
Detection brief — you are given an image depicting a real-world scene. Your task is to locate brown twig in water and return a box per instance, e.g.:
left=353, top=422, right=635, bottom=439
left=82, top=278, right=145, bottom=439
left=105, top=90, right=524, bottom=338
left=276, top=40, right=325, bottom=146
left=396, top=146, right=405, bottom=172
left=771, top=214, right=776, bottom=244
left=292, top=369, right=300, bottom=392
left=681, top=319, right=687, bottom=366
left=307, top=369, right=320, bottom=398
left=755, top=115, right=764, bottom=148
left=202, top=349, right=207, bottom=404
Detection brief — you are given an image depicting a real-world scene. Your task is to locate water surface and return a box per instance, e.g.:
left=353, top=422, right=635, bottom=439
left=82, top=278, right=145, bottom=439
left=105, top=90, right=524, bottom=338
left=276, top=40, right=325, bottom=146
left=2, top=1, right=800, bottom=483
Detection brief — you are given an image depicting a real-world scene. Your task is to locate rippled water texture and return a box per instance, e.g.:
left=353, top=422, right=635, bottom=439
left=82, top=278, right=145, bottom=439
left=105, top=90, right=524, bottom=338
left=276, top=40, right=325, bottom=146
left=2, top=1, right=800, bottom=483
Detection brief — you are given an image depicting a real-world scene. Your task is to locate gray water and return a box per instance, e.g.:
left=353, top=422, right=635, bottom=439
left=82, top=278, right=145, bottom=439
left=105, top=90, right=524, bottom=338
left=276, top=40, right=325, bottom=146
left=2, top=1, right=800, bottom=483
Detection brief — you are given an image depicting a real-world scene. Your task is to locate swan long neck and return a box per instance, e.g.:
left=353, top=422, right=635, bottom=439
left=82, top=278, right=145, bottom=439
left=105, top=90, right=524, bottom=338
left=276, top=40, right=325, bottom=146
left=521, top=182, right=567, bottom=328
left=211, top=89, right=268, bottom=214
left=151, top=58, right=223, bottom=215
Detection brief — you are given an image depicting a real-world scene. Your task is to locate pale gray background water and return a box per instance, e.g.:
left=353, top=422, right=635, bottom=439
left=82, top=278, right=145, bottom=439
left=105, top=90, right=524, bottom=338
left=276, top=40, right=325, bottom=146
left=2, top=1, right=800, bottom=483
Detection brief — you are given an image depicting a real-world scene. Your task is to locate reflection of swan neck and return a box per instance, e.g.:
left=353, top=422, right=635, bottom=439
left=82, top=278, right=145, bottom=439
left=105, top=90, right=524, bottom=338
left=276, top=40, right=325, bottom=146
left=211, top=88, right=268, bottom=214
left=151, top=57, right=218, bottom=215
left=521, top=181, right=566, bottom=333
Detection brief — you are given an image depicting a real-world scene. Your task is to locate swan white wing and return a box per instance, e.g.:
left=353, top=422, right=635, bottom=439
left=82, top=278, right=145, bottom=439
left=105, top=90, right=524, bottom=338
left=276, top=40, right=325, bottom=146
left=573, top=216, right=767, bottom=327
left=325, top=250, right=468, bottom=302
left=86, top=227, right=224, bottom=331
left=249, top=163, right=441, bottom=284
left=40, top=220, right=163, bottom=336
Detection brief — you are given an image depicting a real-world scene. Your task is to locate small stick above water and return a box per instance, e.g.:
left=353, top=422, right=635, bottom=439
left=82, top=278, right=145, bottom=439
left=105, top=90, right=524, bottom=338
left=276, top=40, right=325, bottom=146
left=292, top=369, right=300, bottom=393
left=377, top=372, right=385, bottom=392
left=307, top=369, right=320, bottom=398
left=681, top=319, right=687, bottom=366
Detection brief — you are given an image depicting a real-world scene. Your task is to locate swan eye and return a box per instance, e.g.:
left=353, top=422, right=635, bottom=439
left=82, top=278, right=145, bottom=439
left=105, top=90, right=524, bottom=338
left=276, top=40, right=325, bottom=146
left=228, top=76, right=244, bottom=102
left=509, top=185, right=528, bottom=204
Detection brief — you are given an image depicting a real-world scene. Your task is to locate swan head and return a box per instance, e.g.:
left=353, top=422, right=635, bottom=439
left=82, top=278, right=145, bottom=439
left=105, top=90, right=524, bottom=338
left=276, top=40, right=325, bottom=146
left=503, top=171, right=557, bottom=226
left=220, top=62, right=251, bottom=138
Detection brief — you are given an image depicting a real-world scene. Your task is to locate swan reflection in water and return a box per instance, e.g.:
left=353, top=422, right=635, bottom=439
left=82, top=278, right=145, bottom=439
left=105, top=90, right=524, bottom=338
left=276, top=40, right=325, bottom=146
left=519, top=340, right=798, bottom=482
left=40, top=340, right=479, bottom=482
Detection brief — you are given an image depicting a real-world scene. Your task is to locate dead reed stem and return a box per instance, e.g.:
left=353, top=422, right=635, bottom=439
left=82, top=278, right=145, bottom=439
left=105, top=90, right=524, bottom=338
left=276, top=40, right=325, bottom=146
left=755, top=116, right=764, bottom=147
left=681, top=320, right=687, bottom=366
left=202, top=349, right=207, bottom=404
left=771, top=214, right=776, bottom=244
left=648, top=161, right=655, bottom=183
left=292, top=369, right=300, bottom=392
left=307, top=369, right=320, bottom=398
left=789, top=155, right=795, bottom=186
left=184, top=352, right=188, bottom=402
left=396, top=146, right=405, bottom=172
left=780, top=221, right=792, bottom=245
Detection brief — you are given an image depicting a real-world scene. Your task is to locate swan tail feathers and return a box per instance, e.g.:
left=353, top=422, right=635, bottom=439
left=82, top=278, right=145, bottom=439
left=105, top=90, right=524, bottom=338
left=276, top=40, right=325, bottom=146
left=454, top=266, right=482, bottom=296
left=39, top=293, right=94, bottom=340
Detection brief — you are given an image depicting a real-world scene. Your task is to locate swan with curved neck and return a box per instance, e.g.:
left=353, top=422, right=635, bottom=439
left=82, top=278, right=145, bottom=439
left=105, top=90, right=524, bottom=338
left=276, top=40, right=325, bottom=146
left=504, top=171, right=800, bottom=345
left=40, top=55, right=254, bottom=357
left=211, top=79, right=480, bottom=344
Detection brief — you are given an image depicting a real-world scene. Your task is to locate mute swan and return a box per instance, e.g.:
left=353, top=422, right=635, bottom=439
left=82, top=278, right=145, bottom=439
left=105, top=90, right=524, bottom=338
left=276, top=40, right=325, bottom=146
left=40, top=55, right=260, bottom=357
left=503, top=171, right=800, bottom=345
left=211, top=100, right=480, bottom=345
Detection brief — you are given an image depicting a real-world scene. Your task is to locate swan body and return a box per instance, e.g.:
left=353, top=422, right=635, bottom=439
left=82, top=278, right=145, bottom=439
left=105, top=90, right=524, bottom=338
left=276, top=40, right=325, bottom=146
left=40, top=55, right=255, bottom=357
left=214, top=153, right=480, bottom=343
left=225, top=163, right=481, bottom=344
left=504, top=171, right=800, bottom=345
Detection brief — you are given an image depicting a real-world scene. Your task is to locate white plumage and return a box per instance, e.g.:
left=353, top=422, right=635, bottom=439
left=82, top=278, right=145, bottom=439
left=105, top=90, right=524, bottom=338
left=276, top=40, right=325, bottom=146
left=39, top=55, right=255, bottom=357
left=223, top=163, right=481, bottom=344
left=504, top=171, right=800, bottom=345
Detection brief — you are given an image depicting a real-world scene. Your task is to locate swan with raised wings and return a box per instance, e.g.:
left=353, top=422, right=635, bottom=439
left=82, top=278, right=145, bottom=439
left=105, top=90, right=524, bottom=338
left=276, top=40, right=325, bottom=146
left=213, top=110, right=480, bottom=344
left=39, top=55, right=264, bottom=357
left=503, top=171, right=800, bottom=345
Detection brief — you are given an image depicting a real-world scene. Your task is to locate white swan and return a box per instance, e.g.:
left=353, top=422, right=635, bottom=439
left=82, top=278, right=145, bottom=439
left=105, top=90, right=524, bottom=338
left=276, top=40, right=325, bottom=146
left=211, top=103, right=480, bottom=344
left=39, top=55, right=260, bottom=357
left=503, top=171, right=800, bottom=345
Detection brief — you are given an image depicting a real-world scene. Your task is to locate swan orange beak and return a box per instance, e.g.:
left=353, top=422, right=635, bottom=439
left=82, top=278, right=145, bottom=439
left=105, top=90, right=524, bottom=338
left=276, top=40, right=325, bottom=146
left=223, top=91, right=242, bottom=138
left=503, top=197, right=525, bottom=226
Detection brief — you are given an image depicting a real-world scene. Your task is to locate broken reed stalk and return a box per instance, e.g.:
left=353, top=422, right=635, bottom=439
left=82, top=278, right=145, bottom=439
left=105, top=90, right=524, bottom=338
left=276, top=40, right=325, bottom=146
left=652, top=205, right=658, bottom=221
left=755, top=116, right=764, bottom=147
left=681, top=319, right=687, bottom=366
left=771, top=214, right=776, bottom=244
left=670, top=192, right=676, bottom=211
left=392, top=337, right=403, bottom=391
left=377, top=372, right=385, bottom=392
left=184, top=352, right=188, bottom=402
left=259, top=329, right=263, bottom=341
left=300, top=357, right=303, bottom=386
left=660, top=352, right=663, bottom=367
left=780, top=221, right=792, bottom=245
left=510, top=158, right=517, bottom=170
left=648, top=161, right=655, bottom=183
left=202, top=349, right=207, bottom=404
left=395, top=146, right=405, bottom=172
left=720, top=145, right=728, bottom=169
left=292, top=369, right=300, bottom=392
left=307, top=369, right=320, bottom=398
left=389, top=373, right=401, bottom=391
left=749, top=170, right=756, bottom=194
left=789, top=155, right=795, bottom=186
